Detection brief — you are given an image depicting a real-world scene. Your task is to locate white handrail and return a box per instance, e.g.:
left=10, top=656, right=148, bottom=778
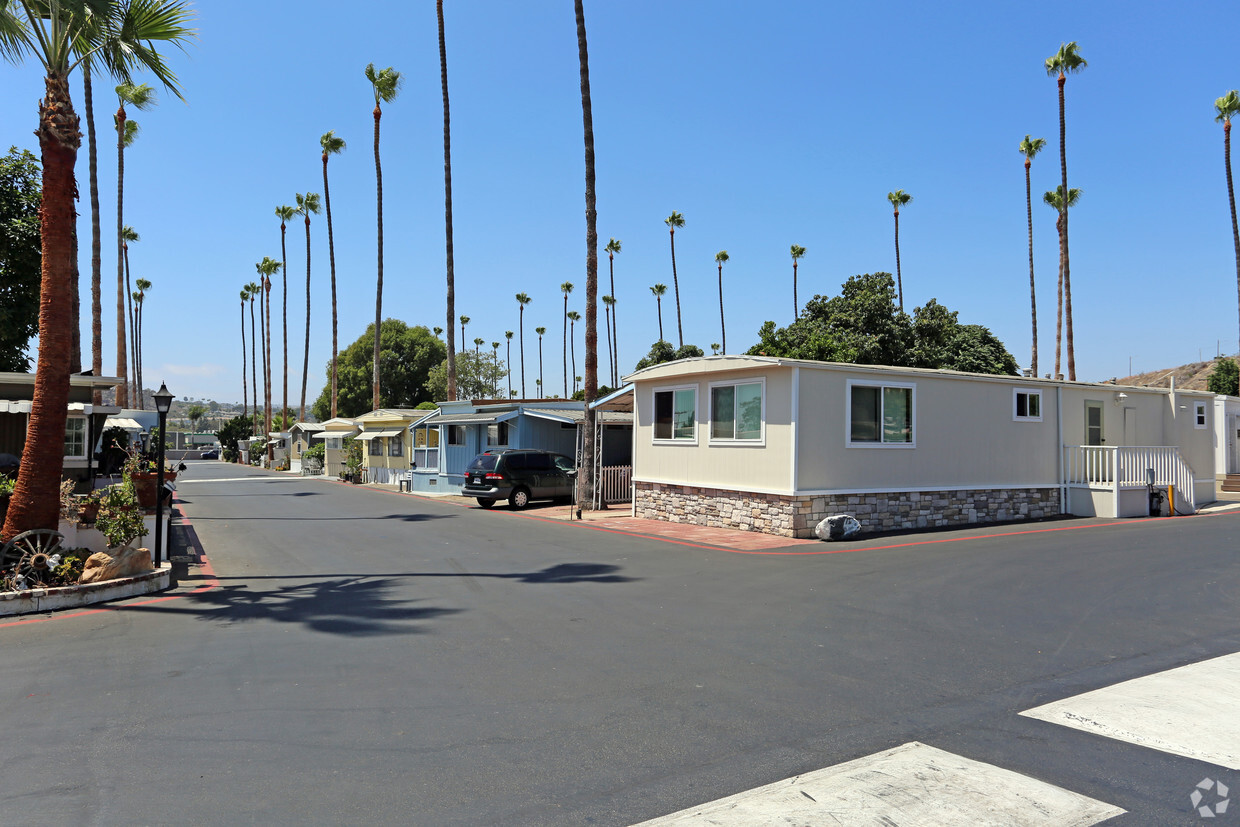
left=1062, top=445, right=1196, bottom=513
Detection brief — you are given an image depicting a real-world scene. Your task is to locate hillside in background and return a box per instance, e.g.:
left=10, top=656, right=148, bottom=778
left=1114, top=356, right=1234, bottom=391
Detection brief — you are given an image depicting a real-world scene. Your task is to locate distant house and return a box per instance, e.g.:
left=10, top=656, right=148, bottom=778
left=0, top=372, right=122, bottom=485
left=408, top=398, right=633, bottom=497
left=355, top=409, right=428, bottom=484
left=288, top=422, right=325, bottom=472
left=1214, top=395, right=1240, bottom=484
left=626, top=356, right=1216, bottom=538
left=319, top=417, right=360, bottom=478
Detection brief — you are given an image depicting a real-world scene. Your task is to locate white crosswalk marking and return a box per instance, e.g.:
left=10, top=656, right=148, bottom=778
left=1021, top=651, right=1240, bottom=769
left=631, top=741, right=1123, bottom=826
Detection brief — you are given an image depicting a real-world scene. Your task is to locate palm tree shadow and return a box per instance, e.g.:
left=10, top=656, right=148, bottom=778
left=513, top=563, right=632, bottom=584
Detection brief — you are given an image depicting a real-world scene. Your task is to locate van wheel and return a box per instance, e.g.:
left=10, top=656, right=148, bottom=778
left=476, top=498, right=495, bottom=509
left=508, top=487, right=531, bottom=510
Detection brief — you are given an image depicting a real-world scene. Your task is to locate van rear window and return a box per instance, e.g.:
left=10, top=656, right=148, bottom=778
left=468, top=454, right=498, bottom=472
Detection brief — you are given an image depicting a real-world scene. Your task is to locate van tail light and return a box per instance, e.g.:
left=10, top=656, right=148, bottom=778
left=485, top=473, right=504, bottom=481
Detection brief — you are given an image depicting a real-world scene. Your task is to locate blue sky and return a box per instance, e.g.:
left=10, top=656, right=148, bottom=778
left=3, top=0, right=1239, bottom=406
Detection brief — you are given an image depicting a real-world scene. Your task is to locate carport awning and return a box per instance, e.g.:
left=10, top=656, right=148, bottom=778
left=354, top=429, right=403, bottom=440
left=416, top=412, right=510, bottom=426
left=104, top=417, right=144, bottom=430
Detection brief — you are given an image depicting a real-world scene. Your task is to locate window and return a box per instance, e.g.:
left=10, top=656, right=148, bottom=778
left=388, top=434, right=403, bottom=456
left=710, top=380, right=764, bottom=442
left=487, top=421, right=509, bottom=447
left=63, top=418, right=86, bottom=458
left=1195, top=401, right=1208, bottom=429
left=448, top=425, right=465, bottom=446
left=848, top=381, right=914, bottom=446
left=326, top=436, right=342, bottom=450
left=654, top=387, right=696, bottom=441
left=414, top=427, right=440, bottom=470
left=1014, top=389, right=1042, bottom=421
left=368, top=436, right=383, bottom=456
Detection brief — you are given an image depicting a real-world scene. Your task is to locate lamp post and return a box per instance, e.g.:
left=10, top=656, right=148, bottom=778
left=153, top=382, right=173, bottom=567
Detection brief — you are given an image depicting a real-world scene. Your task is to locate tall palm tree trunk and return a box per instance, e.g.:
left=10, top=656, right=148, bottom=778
left=250, top=299, right=258, bottom=435
left=563, top=294, right=569, bottom=397
left=893, top=209, right=904, bottom=312
left=280, top=219, right=288, bottom=428
left=604, top=304, right=613, bottom=387
left=3, top=73, right=80, bottom=539
left=793, top=259, right=799, bottom=319
left=1058, top=74, right=1075, bottom=381
left=718, top=263, right=726, bottom=354
left=123, top=241, right=137, bottom=406
left=656, top=297, right=664, bottom=342
left=439, top=0, right=458, bottom=402
left=1055, top=217, right=1064, bottom=379
left=519, top=307, right=526, bottom=397
left=323, top=156, right=339, bottom=418
left=1026, top=160, right=1038, bottom=377
left=575, top=0, right=599, bottom=508
left=84, top=62, right=103, bottom=405
left=608, top=253, right=617, bottom=386
left=265, top=280, right=273, bottom=451
left=372, top=104, right=385, bottom=409
left=1225, top=118, right=1240, bottom=354
left=259, top=286, right=268, bottom=440
left=301, top=214, right=312, bottom=422
left=538, top=337, right=544, bottom=397
left=114, top=104, right=128, bottom=407
left=506, top=339, right=512, bottom=399
left=669, top=230, right=683, bottom=347
left=241, top=299, right=247, bottom=420
left=70, top=227, right=80, bottom=372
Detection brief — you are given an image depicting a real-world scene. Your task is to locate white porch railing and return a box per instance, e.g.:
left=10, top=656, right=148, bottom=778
left=597, top=465, right=632, bottom=504
left=1063, top=445, right=1196, bottom=513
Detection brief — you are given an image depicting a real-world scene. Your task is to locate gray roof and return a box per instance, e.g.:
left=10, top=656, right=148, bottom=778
left=523, top=408, right=632, bottom=425
left=415, top=411, right=508, bottom=426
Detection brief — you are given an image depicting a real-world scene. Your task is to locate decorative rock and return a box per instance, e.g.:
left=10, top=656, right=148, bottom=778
left=79, top=546, right=154, bottom=584
left=815, top=514, right=861, bottom=541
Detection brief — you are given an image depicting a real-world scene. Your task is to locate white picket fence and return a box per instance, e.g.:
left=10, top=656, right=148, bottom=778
left=1063, top=445, right=1196, bottom=513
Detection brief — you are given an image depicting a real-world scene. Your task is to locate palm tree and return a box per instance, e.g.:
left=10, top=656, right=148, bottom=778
left=437, top=0, right=457, bottom=402
left=0, top=0, right=194, bottom=539
left=320, top=130, right=346, bottom=419
left=886, top=190, right=913, bottom=311
left=1020, top=135, right=1048, bottom=376
left=1043, top=186, right=1082, bottom=380
left=1045, top=41, right=1087, bottom=381
left=490, top=341, right=500, bottom=396
left=240, top=287, right=249, bottom=419
left=459, top=315, right=470, bottom=353
left=715, top=250, right=729, bottom=354
left=605, top=238, right=621, bottom=384
left=650, top=283, right=667, bottom=342
left=433, top=326, right=444, bottom=339
left=246, top=282, right=261, bottom=433
left=515, top=292, right=532, bottom=396
left=274, top=204, right=295, bottom=425
left=535, top=326, right=546, bottom=396
left=473, top=337, right=484, bottom=357
left=114, top=81, right=154, bottom=406
left=1216, top=90, right=1240, bottom=353
left=664, top=211, right=685, bottom=347
left=135, top=277, right=151, bottom=400
left=295, top=192, right=321, bottom=422
left=567, top=311, right=581, bottom=394
left=365, top=62, right=403, bottom=409
left=255, top=257, right=282, bottom=446
left=790, top=244, right=806, bottom=318
left=576, top=0, right=600, bottom=507
left=601, top=294, right=615, bottom=386
left=560, top=281, right=573, bottom=396
left=505, top=330, right=514, bottom=399
left=119, top=224, right=140, bottom=405
left=710, top=343, right=721, bottom=355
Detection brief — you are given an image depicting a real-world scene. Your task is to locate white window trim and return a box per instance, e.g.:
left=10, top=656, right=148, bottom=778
left=845, top=378, right=916, bottom=448
left=652, top=384, right=699, bottom=445
left=63, top=417, right=87, bottom=459
left=1013, top=388, right=1044, bottom=422
left=707, top=377, right=766, bottom=446
left=1194, top=401, right=1208, bottom=429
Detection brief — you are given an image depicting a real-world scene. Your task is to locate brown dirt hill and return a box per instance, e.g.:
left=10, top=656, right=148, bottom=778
left=1113, top=358, right=1229, bottom=391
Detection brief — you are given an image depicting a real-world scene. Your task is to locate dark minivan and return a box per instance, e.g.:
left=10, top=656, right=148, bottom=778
left=462, top=450, right=576, bottom=509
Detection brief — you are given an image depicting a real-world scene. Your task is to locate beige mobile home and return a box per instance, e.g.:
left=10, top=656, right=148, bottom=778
left=320, top=417, right=359, bottom=478
left=628, top=356, right=1216, bottom=538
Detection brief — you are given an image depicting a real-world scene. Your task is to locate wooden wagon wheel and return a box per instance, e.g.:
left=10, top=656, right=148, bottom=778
left=1, top=530, right=65, bottom=588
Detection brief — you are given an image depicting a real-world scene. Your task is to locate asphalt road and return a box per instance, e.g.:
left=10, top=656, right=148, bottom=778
left=2, top=460, right=1238, bottom=825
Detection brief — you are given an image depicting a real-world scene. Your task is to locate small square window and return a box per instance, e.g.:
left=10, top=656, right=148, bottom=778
left=1195, top=402, right=1208, bottom=429
left=448, top=425, right=465, bottom=446
left=63, top=418, right=86, bottom=458
left=1014, top=390, right=1043, bottom=422
left=368, top=437, right=383, bottom=456
left=848, top=381, right=914, bottom=445
left=388, top=435, right=403, bottom=457
left=487, top=422, right=509, bottom=447
left=654, top=387, right=696, bottom=442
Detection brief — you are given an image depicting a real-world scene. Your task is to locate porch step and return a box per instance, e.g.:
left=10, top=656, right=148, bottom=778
left=1222, top=474, right=1240, bottom=493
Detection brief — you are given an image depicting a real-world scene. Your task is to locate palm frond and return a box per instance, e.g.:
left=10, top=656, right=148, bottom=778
left=275, top=204, right=296, bottom=222
left=1216, top=90, right=1240, bottom=124
left=715, top=250, right=729, bottom=264
left=115, top=80, right=155, bottom=108
left=605, top=237, right=621, bottom=254
left=320, top=129, right=346, bottom=154
left=120, top=116, right=139, bottom=147
left=107, top=0, right=196, bottom=99
left=664, top=210, right=685, bottom=228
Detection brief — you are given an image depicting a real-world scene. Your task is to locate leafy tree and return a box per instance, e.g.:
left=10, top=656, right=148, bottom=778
left=186, top=404, right=207, bottom=432
left=424, top=349, right=507, bottom=402
left=1208, top=358, right=1240, bottom=396
left=311, top=319, right=444, bottom=419
left=0, top=147, right=40, bottom=372
left=746, top=272, right=1017, bottom=376
left=1019, top=135, right=1048, bottom=377
left=635, top=341, right=705, bottom=370
left=1046, top=41, right=1087, bottom=380
left=218, top=415, right=253, bottom=463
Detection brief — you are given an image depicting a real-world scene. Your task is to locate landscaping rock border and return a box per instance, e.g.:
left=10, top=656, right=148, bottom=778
left=0, top=563, right=171, bottom=617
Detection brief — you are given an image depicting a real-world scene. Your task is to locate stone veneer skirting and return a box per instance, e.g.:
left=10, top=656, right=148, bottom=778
left=634, top=482, right=1062, bottom=539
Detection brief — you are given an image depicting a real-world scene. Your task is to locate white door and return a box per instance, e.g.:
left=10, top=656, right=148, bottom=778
left=1085, top=401, right=1105, bottom=446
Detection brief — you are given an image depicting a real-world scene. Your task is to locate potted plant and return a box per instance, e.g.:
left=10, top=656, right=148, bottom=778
left=122, top=448, right=159, bottom=509
left=76, top=489, right=104, bottom=524
left=94, top=480, right=149, bottom=551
